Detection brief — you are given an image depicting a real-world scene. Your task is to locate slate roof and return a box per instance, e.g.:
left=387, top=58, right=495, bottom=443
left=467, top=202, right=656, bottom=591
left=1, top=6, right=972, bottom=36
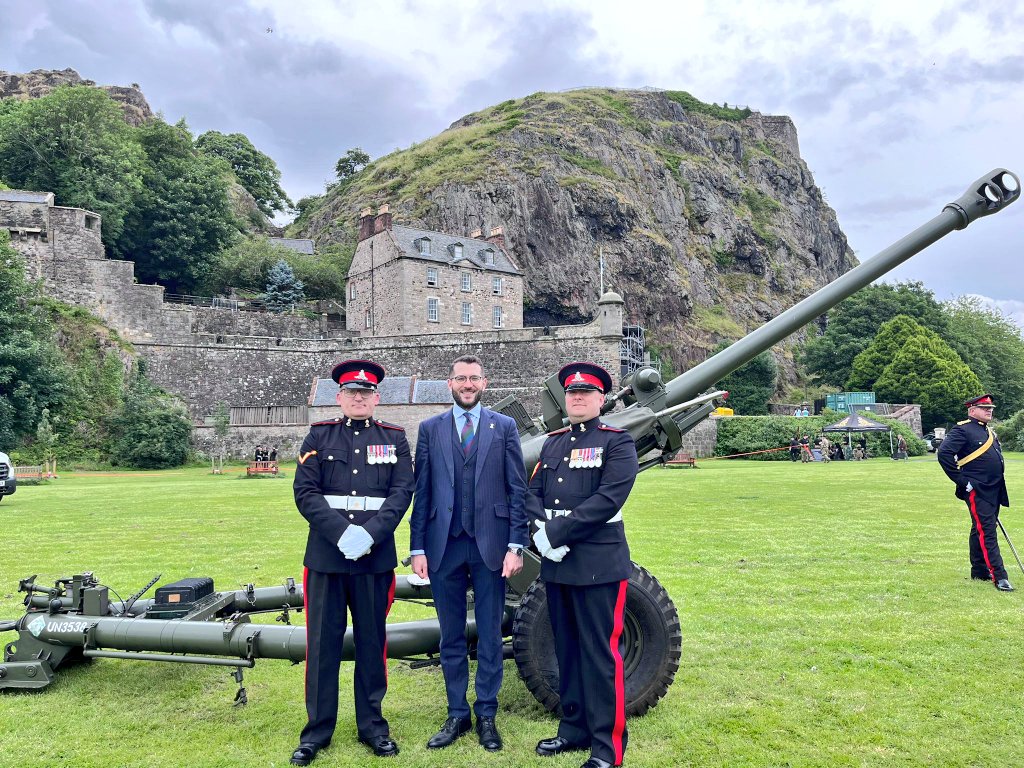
left=390, top=224, right=521, bottom=275
left=310, top=376, right=453, bottom=406
left=0, top=190, right=54, bottom=204
left=269, top=237, right=315, bottom=255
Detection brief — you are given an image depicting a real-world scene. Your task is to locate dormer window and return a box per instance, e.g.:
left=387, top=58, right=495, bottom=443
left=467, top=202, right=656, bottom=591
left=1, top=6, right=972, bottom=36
left=418, top=238, right=431, bottom=255
left=453, top=243, right=463, bottom=259
left=482, top=249, right=495, bottom=266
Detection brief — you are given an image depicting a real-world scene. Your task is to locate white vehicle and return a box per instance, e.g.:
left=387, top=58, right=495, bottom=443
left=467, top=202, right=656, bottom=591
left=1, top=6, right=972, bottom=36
left=0, top=451, right=16, bottom=502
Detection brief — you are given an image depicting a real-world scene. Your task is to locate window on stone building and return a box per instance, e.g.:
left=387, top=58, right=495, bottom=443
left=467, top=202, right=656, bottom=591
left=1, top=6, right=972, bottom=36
left=493, top=306, right=503, bottom=328
left=349, top=282, right=357, bottom=299
left=364, top=309, right=371, bottom=329
left=483, top=249, right=494, bottom=265
left=427, top=297, right=439, bottom=322
left=461, top=272, right=472, bottom=292
left=453, top=243, right=463, bottom=259
left=426, top=267, right=438, bottom=286
left=419, top=238, right=431, bottom=255
left=492, top=276, right=503, bottom=295
left=461, top=302, right=473, bottom=325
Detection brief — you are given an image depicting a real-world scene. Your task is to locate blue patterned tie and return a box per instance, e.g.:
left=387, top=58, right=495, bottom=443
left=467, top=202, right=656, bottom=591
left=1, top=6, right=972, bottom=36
left=460, top=413, right=475, bottom=455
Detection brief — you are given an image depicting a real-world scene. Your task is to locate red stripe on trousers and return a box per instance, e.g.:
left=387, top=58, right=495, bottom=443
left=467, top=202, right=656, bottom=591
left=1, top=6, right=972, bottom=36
left=968, top=490, right=996, bottom=583
left=302, top=567, right=310, bottom=690
left=609, top=579, right=628, bottom=766
left=383, top=571, right=396, bottom=682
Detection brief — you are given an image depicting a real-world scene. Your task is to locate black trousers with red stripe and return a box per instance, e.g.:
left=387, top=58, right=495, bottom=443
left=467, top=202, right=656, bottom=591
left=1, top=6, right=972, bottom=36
left=546, top=579, right=629, bottom=766
left=966, top=491, right=1008, bottom=582
left=300, top=568, right=395, bottom=747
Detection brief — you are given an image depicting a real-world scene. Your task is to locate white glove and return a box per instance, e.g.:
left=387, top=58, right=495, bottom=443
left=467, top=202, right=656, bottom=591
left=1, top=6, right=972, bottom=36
left=533, top=522, right=570, bottom=562
left=338, top=525, right=373, bottom=560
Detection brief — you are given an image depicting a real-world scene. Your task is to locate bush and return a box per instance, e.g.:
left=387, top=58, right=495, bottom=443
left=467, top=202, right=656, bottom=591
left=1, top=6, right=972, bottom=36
left=994, top=409, right=1024, bottom=451
left=107, top=365, right=192, bottom=469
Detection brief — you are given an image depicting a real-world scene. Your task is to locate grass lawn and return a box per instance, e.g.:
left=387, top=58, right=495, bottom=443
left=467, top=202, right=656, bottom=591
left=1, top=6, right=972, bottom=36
left=1, top=456, right=1023, bottom=767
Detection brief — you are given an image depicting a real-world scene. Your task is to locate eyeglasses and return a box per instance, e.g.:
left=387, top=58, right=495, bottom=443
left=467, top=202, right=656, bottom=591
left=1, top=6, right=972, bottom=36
left=450, top=375, right=485, bottom=384
left=340, top=390, right=375, bottom=399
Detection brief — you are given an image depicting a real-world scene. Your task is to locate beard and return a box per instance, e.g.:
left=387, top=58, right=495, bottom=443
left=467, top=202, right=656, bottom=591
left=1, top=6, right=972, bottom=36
left=454, top=387, right=483, bottom=408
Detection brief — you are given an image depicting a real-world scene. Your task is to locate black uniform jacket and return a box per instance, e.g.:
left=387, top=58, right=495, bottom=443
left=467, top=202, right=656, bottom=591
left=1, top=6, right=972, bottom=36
left=526, top=416, right=639, bottom=585
left=937, top=418, right=1009, bottom=507
left=294, top=416, right=414, bottom=573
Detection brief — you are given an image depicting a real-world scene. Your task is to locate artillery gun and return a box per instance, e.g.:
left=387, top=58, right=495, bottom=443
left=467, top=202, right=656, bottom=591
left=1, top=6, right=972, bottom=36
left=2, top=169, right=1019, bottom=716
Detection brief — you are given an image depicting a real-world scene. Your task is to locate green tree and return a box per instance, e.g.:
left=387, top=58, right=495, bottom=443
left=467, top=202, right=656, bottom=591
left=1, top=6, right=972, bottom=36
left=0, top=234, right=67, bottom=445
left=195, top=131, right=291, bottom=216
left=942, top=295, right=1024, bottom=416
left=0, top=86, right=145, bottom=250
left=803, top=282, right=949, bottom=388
left=874, top=335, right=983, bottom=428
left=335, top=148, right=370, bottom=181
left=212, top=401, right=230, bottom=473
left=107, top=364, right=192, bottom=469
left=204, top=237, right=350, bottom=301
left=118, top=120, right=238, bottom=292
left=713, top=343, right=777, bottom=415
left=264, top=259, right=305, bottom=311
left=846, top=315, right=956, bottom=391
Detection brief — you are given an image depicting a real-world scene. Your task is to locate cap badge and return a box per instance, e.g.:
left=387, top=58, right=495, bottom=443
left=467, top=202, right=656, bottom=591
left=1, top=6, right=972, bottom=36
left=573, top=372, right=584, bottom=382
left=356, top=369, right=369, bottom=380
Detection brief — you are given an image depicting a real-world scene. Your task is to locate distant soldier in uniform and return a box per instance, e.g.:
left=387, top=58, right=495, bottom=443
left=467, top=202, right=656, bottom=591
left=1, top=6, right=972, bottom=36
left=290, top=359, right=414, bottom=765
left=819, top=434, right=832, bottom=464
left=800, top=434, right=811, bottom=463
left=937, top=394, right=1012, bottom=591
left=527, top=362, right=639, bottom=768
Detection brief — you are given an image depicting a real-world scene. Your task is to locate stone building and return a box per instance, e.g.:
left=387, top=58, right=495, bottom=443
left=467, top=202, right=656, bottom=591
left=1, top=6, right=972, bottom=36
left=346, top=205, right=524, bottom=336
left=2, top=189, right=625, bottom=458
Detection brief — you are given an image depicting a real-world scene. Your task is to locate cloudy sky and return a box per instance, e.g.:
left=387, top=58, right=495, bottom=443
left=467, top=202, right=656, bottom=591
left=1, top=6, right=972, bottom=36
left=3, top=0, right=1022, bottom=324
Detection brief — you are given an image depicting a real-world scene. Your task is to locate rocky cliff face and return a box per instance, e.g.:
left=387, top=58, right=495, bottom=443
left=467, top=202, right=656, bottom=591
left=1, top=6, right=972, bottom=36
left=299, top=89, right=855, bottom=382
left=0, top=68, right=154, bottom=126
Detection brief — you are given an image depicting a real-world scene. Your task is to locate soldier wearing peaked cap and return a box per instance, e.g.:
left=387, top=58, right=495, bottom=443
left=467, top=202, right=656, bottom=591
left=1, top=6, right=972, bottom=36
left=290, top=359, right=414, bottom=765
left=526, top=362, right=639, bottom=768
left=937, top=394, right=1013, bottom=592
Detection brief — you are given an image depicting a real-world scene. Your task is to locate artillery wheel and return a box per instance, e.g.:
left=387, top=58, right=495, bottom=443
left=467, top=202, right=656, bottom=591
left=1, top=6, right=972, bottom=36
left=512, top=562, right=681, bottom=717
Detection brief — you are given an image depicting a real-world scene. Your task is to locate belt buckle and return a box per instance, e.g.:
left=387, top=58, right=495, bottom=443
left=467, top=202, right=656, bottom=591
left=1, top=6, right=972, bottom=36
left=349, top=497, right=365, bottom=511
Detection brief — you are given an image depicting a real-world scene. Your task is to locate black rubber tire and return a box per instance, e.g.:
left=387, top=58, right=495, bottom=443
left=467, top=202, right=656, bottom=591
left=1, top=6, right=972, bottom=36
left=512, top=562, right=681, bottom=717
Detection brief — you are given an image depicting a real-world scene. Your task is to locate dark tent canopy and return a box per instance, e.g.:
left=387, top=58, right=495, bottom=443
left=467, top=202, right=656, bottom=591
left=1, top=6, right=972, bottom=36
left=822, top=411, right=894, bottom=455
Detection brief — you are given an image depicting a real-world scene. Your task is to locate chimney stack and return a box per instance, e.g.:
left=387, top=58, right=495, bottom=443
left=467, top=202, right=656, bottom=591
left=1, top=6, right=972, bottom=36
left=485, top=226, right=506, bottom=249
left=469, top=227, right=483, bottom=239
left=357, top=207, right=374, bottom=241
left=373, top=203, right=392, bottom=234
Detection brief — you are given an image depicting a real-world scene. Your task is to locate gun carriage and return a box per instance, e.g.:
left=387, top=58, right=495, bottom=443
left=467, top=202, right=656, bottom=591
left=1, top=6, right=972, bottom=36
left=2, top=169, right=1019, bottom=716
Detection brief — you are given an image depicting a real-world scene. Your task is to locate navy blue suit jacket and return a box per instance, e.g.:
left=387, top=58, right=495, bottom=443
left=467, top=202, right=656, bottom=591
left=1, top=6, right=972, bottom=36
left=410, top=407, right=529, bottom=571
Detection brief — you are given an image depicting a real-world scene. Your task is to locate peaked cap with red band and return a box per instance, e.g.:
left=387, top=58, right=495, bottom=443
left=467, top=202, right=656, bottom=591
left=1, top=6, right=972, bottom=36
left=964, top=394, right=995, bottom=409
left=331, top=359, right=386, bottom=390
left=558, top=361, right=613, bottom=394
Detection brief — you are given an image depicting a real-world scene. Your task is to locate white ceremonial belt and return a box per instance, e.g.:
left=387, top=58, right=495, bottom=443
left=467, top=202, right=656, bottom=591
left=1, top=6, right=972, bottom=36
left=544, top=507, right=622, bottom=523
left=324, top=495, right=386, bottom=511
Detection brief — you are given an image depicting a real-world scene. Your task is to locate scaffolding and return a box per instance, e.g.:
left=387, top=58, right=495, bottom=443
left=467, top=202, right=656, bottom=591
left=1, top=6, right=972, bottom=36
left=621, top=325, right=647, bottom=375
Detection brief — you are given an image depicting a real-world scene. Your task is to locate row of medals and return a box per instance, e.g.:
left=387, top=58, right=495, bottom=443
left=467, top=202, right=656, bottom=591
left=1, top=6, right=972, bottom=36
left=568, top=447, right=603, bottom=468
left=366, top=445, right=398, bottom=464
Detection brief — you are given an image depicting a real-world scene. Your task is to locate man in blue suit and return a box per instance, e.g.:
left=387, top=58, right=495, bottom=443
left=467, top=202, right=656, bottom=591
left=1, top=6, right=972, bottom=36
left=409, top=354, right=528, bottom=752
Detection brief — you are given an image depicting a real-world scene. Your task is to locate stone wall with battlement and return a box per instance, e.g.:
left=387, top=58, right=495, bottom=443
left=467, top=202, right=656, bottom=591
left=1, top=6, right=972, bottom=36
left=2, top=191, right=622, bottom=430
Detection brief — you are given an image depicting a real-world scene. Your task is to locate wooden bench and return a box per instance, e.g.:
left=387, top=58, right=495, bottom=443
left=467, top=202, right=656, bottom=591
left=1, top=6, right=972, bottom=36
left=665, top=452, right=697, bottom=468
left=14, top=465, right=43, bottom=481
left=246, top=461, right=280, bottom=477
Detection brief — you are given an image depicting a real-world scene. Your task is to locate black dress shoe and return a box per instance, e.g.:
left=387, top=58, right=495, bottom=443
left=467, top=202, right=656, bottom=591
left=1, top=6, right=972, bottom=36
left=996, top=579, right=1014, bottom=592
left=290, top=743, right=322, bottom=766
left=476, top=716, right=502, bottom=751
left=360, top=734, right=399, bottom=757
left=971, top=574, right=992, bottom=581
left=426, top=716, right=472, bottom=749
left=581, top=758, right=614, bottom=768
left=536, top=736, right=589, bottom=757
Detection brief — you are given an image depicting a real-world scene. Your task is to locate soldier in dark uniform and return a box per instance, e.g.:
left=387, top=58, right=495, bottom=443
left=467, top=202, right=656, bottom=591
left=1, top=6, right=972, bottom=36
left=526, top=362, right=639, bottom=768
left=937, top=394, right=1012, bottom=592
left=290, top=359, right=414, bottom=765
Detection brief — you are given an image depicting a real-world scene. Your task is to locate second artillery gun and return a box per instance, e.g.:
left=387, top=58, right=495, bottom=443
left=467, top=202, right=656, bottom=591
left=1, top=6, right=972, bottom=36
left=2, top=169, right=1019, bottom=717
